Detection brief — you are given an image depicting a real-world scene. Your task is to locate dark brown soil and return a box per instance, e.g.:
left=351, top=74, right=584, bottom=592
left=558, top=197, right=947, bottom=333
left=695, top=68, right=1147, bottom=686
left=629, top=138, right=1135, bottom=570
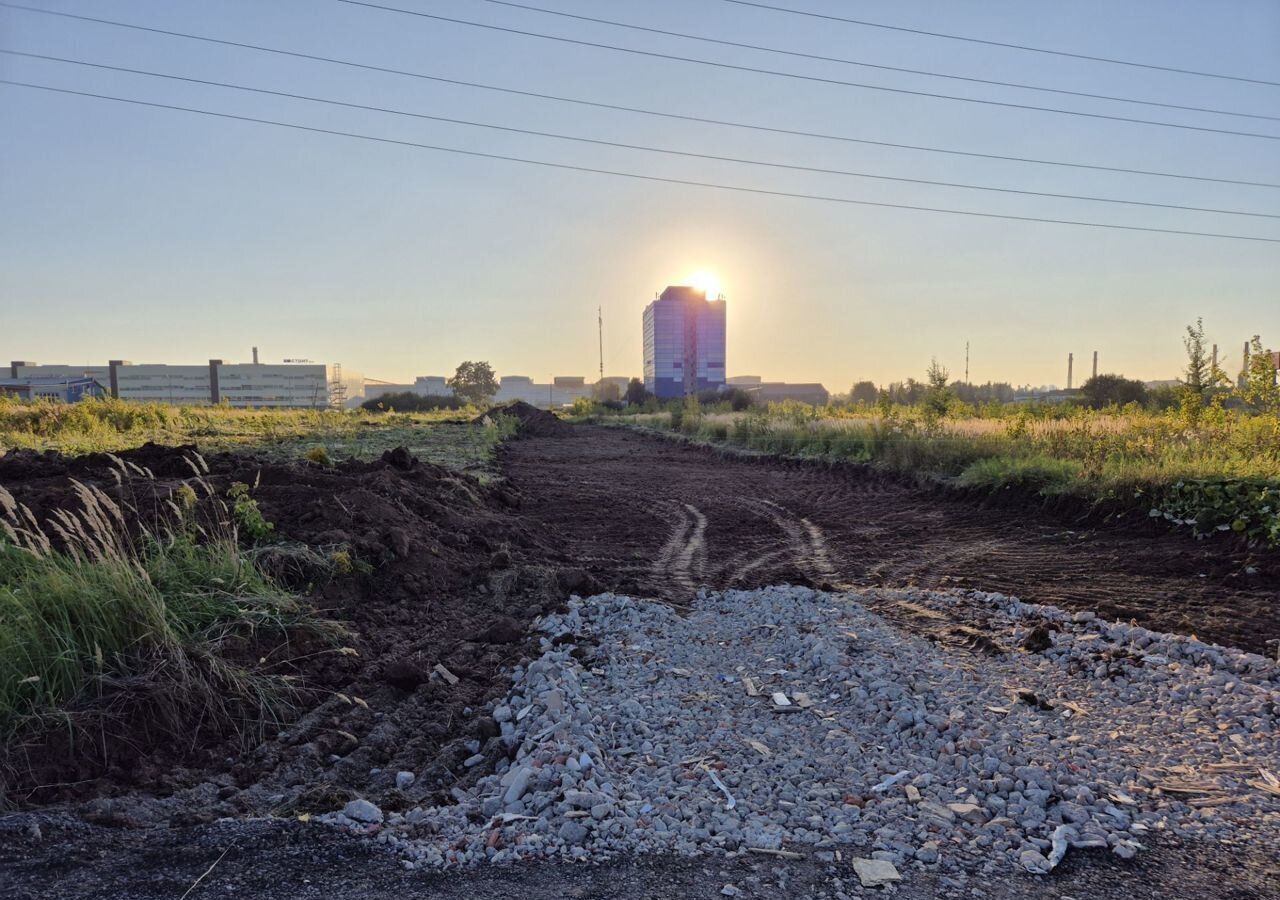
left=2, top=816, right=1277, bottom=900
left=0, top=443, right=571, bottom=814
left=501, top=427, right=1280, bottom=656
left=475, top=401, right=574, bottom=438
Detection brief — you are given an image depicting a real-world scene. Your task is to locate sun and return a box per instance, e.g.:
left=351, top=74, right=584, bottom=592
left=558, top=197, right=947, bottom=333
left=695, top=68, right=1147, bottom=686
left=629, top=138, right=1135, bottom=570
left=687, top=270, right=722, bottom=299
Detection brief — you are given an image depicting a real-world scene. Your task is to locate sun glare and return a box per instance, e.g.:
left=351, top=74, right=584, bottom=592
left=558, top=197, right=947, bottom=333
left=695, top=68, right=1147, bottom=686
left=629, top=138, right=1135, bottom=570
left=687, top=270, right=722, bottom=299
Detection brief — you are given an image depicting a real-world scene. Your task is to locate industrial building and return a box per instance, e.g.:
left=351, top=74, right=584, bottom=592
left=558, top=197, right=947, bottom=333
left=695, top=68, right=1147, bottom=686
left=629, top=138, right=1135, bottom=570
left=363, top=376, right=450, bottom=403
left=364, top=374, right=629, bottom=409
left=0, top=376, right=105, bottom=403
left=726, top=376, right=830, bottom=406
left=643, top=286, right=727, bottom=399
left=8, top=357, right=338, bottom=408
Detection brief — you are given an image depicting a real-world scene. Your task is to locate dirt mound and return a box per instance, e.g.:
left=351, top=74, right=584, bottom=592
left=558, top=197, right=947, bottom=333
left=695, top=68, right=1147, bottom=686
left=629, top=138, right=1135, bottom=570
left=474, top=400, right=573, bottom=438
left=0, top=443, right=581, bottom=817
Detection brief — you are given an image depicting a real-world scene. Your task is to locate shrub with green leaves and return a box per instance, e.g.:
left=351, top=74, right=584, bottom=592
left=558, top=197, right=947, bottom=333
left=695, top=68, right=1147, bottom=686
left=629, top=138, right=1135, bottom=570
left=228, top=481, right=275, bottom=543
left=1151, top=479, right=1280, bottom=546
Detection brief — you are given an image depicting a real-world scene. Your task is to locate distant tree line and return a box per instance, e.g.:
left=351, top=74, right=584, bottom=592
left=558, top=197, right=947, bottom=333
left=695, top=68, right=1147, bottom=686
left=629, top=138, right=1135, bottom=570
left=842, top=319, right=1276, bottom=417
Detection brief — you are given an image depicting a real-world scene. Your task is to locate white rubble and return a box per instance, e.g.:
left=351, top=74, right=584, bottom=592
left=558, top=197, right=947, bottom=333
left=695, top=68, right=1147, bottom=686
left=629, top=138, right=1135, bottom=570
left=318, top=586, right=1280, bottom=876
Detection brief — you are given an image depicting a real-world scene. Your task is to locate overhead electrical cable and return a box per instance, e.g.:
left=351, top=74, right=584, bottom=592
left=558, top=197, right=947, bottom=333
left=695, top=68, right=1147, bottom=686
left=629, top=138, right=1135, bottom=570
left=3, top=79, right=1277, bottom=244
left=332, top=0, right=1280, bottom=141
left=717, top=0, right=1280, bottom=88
left=2, top=3, right=1275, bottom=189
left=469, top=0, right=1278, bottom=122
left=7, top=49, right=1275, bottom=221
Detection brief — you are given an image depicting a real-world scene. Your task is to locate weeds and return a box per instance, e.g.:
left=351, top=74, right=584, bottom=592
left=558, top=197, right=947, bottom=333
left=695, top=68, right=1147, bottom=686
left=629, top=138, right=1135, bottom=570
left=0, top=457, right=343, bottom=782
left=304, top=445, right=332, bottom=467
left=622, top=404, right=1280, bottom=546
left=228, top=481, right=275, bottom=544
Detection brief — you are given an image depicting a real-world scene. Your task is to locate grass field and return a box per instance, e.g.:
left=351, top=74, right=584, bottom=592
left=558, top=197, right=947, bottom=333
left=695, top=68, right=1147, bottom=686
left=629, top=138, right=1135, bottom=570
left=0, top=397, right=513, bottom=479
left=617, top=402, right=1280, bottom=546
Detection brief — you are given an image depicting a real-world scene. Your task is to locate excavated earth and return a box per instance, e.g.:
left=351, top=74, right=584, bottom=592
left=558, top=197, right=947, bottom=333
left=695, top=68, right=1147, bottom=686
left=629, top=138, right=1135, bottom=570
left=2, top=425, right=1279, bottom=899
left=0, top=442, right=582, bottom=815
left=501, top=427, right=1279, bottom=656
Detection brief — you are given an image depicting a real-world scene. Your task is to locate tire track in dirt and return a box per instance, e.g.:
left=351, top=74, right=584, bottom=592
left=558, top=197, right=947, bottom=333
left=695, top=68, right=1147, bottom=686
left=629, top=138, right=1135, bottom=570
left=739, top=499, right=836, bottom=584
left=501, top=427, right=1279, bottom=654
left=651, top=502, right=707, bottom=594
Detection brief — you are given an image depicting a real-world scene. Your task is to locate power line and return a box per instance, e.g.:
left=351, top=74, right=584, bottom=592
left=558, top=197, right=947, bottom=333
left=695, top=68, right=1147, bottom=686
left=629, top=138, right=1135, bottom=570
left=471, top=0, right=1277, bottom=122
left=8, top=49, right=1275, bottom=221
left=4, top=79, right=1277, bottom=244
left=3, top=4, right=1274, bottom=190
left=334, top=0, right=1280, bottom=141
left=718, top=0, right=1280, bottom=88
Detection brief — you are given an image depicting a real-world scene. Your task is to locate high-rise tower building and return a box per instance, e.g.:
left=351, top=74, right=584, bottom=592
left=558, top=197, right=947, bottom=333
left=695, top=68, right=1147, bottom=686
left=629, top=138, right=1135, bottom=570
left=642, top=286, right=726, bottom=399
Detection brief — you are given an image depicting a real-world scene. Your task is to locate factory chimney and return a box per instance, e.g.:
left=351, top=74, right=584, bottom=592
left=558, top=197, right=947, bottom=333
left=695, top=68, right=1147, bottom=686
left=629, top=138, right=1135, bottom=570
left=1067, top=353, right=1073, bottom=390
left=252, top=346, right=259, bottom=365
left=1092, top=350, right=1097, bottom=381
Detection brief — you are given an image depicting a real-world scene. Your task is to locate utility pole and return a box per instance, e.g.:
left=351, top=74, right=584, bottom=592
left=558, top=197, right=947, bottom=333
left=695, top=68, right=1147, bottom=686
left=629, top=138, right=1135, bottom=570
left=964, top=341, right=970, bottom=384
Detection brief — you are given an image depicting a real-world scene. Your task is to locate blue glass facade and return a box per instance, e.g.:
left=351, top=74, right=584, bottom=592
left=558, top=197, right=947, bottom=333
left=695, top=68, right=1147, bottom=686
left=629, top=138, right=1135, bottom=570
left=642, top=286, right=726, bottom=399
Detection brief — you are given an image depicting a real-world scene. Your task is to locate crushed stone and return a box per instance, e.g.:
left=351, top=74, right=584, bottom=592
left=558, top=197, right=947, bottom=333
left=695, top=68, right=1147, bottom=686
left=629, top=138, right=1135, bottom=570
left=319, top=586, right=1279, bottom=876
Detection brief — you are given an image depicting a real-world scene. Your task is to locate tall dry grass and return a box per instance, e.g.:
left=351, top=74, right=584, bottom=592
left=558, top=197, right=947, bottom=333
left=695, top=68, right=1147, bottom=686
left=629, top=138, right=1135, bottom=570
left=0, top=454, right=344, bottom=786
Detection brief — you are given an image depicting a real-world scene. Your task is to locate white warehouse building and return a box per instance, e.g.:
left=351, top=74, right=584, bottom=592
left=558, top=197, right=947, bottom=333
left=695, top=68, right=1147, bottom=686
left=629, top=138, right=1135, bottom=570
left=10, top=357, right=335, bottom=408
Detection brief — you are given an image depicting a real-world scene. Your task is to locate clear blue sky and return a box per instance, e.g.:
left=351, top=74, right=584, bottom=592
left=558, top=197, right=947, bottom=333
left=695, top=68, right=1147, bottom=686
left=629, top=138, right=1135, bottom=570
left=2, top=0, right=1277, bottom=389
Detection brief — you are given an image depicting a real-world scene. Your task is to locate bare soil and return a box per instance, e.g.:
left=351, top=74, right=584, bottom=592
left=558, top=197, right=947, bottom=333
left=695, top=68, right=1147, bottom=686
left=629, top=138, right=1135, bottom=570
left=0, top=442, right=575, bottom=813
left=501, top=427, right=1279, bottom=655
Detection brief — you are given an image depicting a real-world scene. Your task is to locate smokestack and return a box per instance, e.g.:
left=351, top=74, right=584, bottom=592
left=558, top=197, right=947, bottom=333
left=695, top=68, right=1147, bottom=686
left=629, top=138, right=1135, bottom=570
left=1212, top=343, right=1218, bottom=372
left=252, top=346, right=260, bottom=365
left=1092, top=350, right=1097, bottom=381
left=1067, top=353, right=1073, bottom=390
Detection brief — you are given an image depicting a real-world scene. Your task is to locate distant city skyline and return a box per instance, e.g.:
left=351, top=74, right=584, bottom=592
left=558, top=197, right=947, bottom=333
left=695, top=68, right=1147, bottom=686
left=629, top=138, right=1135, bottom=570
left=2, top=1, right=1276, bottom=389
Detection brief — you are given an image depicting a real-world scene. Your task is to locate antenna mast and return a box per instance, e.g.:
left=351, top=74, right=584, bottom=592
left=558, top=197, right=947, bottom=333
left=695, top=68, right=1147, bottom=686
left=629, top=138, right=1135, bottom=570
left=598, top=306, right=604, bottom=382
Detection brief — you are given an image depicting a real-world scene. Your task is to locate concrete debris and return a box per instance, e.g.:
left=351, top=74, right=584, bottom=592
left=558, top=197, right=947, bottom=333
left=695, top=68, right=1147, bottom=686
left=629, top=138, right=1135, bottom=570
left=1047, top=823, right=1074, bottom=869
left=853, top=857, right=902, bottom=887
left=316, top=586, right=1279, bottom=876
left=341, top=799, right=383, bottom=824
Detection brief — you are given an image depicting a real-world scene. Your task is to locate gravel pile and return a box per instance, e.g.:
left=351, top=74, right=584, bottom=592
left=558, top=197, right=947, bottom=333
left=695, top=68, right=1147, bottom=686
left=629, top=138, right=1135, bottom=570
left=321, top=586, right=1279, bottom=878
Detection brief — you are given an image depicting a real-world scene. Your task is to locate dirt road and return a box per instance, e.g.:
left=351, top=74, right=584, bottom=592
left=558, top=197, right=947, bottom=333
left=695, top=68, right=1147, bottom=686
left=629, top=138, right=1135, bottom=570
left=503, top=427, right=1278, bottom=655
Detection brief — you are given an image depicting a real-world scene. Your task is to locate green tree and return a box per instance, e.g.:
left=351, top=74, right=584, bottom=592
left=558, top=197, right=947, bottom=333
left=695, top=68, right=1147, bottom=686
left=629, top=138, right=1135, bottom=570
left=849, top=380, right=878, bottom=405
left=923, top=358, right=951, bottom=419
left=1080, top=374, right=1148, bottom=409
left=1182, top=317, right=1226, bottom=398
left=1240, top=335, right=1279, bottom=412
left=623, top=377, right=651, bottom=406
left=446, top=361, right=499, bottom=406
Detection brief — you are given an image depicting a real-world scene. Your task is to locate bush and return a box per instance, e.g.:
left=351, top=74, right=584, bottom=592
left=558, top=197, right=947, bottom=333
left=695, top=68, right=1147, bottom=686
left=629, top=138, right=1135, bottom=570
left=957, top=456, right=1082, bottom=494
left=361, top=392, right=465, bottom=413
left=303, top=446, right=332, bottom=467
left=1081, top=374, right=1148, bottom=409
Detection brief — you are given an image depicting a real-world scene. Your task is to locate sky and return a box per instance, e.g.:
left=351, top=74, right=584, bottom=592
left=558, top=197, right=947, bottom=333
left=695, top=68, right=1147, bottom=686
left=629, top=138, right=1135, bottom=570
left=1, top=0, right=1277, bottom=391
